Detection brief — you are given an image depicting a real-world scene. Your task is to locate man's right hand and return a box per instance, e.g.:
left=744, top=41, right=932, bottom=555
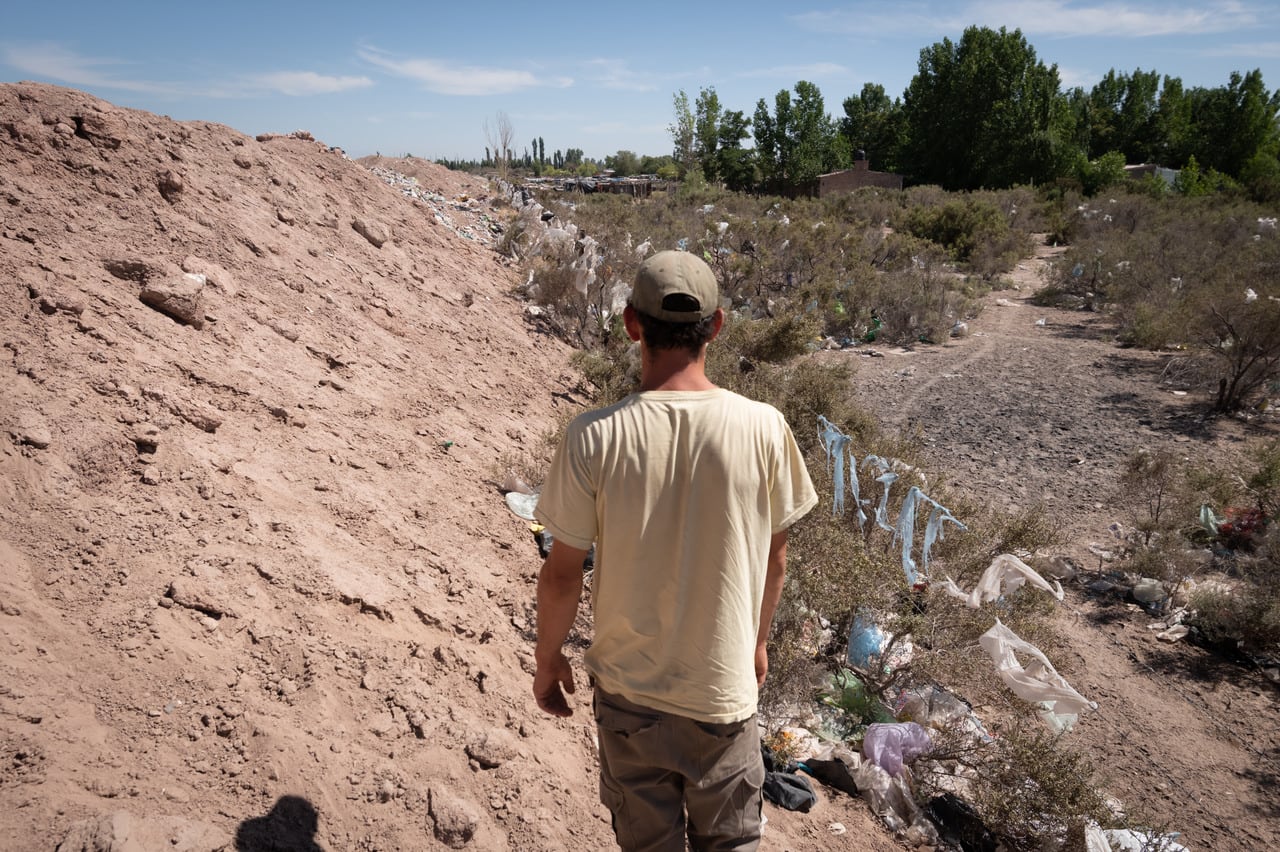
left=533, top=651, right=576, bottom=717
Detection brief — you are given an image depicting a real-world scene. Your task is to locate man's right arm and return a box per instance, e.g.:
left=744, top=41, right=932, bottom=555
left=533, top=539, right=589, bottom=717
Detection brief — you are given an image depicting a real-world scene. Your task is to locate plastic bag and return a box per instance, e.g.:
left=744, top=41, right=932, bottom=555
left=938, top=553, right=1064, bottom=609
left=978, top=619, right=1095, bottom=732
left=861, top=722, right=932, bottom=776
left=853, top=756, right=940, bottom=844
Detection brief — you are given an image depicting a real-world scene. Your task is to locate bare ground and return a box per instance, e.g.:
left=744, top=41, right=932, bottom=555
left=1, top=82, right=1275, bottom=852
left=839, top=245, right=1280, bottom=850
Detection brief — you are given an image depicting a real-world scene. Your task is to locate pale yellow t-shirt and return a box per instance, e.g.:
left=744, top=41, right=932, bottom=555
left=535, top=388, right=818, bottom=723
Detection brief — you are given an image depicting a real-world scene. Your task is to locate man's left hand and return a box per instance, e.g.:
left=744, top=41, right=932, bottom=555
left=755, top=642, right=769, bottom=688
left=533, top=651, right=576, bottom=717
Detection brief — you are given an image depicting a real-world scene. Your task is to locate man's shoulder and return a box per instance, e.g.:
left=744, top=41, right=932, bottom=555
left=714, top=388, right=785, bottom=419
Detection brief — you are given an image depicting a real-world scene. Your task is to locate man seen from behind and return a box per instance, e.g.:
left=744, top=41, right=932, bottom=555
left=532, top=250, right=818, bottom=852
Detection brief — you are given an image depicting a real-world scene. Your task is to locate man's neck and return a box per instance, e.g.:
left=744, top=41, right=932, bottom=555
left=639, top=350, right=716, bottom=392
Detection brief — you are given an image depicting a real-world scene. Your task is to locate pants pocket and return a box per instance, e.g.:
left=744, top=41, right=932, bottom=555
left=594, top=691, right=660, bottom=738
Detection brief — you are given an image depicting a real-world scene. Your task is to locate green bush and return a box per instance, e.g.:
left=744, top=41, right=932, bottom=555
left=897, top=197, right=1017, bottom=265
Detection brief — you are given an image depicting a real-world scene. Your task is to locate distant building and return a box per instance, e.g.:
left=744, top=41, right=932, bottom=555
left=1124, top=163, right=1179, bottom=186
left=817, top=151, right=904, bottom=196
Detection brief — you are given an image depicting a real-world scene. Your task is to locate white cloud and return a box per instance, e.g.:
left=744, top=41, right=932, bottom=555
left=1055, top=65, right=1098, bottom=89
left=737, top=62, right=851, bottom=80
left=791, top=0, right=1258, bottom=39
left=966, top=0, right=1257, bottom=37
left=582, top=59, right=656, bottom=91
left=2, top=42, right=376, bottom=99
left=1, top=41, right=176, bottom=94
left=359, top=47, right=565, bottom=95
left=249, top=71, right=373, bottom=96
left=1202, top=40, right=1280, bottom=57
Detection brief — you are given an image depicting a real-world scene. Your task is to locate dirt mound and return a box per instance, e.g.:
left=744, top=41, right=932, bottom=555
left=0, top=83, right=899, bottom=851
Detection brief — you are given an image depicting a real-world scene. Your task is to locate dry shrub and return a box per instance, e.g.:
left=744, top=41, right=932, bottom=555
left=1189, top=504, right=1280, bottom=657
left=964, top=722, right=1111, bottom=851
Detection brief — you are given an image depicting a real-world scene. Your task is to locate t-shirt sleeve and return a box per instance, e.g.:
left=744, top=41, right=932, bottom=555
left=533, top=422, right=598, bottom=551
left=770, top=414, right=819, bottom=533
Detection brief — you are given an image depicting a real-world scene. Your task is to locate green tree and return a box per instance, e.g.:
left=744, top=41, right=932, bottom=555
left=839, top=83, right=906, bottom=171
left=606, top=150, right=640, bottom=176
left=902, top=26, right=1074, bottom=189
left=1188, top=70, right=1279, bottom=178
left=670, top=90, right=697, bottom=178
left=753, top=80, right=846, bottom=195
left=1085, top=68, right=1162, bottom=163
left=716, top=109, right=757, bottom=192
left=694, top=87, right=723, bottom=183
left=1078, top=150, right=1128, bottom=195
left=1154, top=76, right=1194, bottom=166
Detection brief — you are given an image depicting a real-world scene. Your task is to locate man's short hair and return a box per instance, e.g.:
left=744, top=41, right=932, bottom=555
left=631, top=308, right=718, bottom=353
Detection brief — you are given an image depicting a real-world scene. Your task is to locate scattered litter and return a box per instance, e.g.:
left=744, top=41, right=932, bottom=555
left=862, top=722, right=932, bottom=776
left=828, top=823, right=846, bottom=836
left=847, top=612, right=887, bottom=668
left=1131, top=577, right=1168, bottom=611
left=504, top=491, right=539, bottom=522
left=927, top=793, right=998, bottom=852
left=938, top=553, right=1064, bottom=608
left=979, top=619, right=1095, bottom=732
left=1099, top=827, right=1190, bottom=852
left=1035, top=318, right=1047, bottom=327
left=368, top=167, right=500, bottom=244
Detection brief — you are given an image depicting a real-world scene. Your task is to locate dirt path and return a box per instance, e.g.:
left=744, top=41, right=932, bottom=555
left=841, top=243, right=1223, bottom=545
left=826, top=242, right=1280, bottom=850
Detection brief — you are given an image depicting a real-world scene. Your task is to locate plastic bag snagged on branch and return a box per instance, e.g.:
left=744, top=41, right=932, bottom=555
left=979, top=619, right=1095, bottom=732
left=939, top=554, right=1064, bottom=609
left=862, top=722, right=932, bottom=776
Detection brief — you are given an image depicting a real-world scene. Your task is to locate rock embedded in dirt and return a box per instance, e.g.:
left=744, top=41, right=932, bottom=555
left=352, top=217, right=389, bottom=248
left=156, top=169, right=183, bottom=202
left=139, top=272, right=206, bottom=329
left=10, top=410, right=52, bottom=449
left=429, top=788, right=481, bottom=849
left=465, top=729, right=519, bottom=769
left=167, top=577, right=238, bottom=619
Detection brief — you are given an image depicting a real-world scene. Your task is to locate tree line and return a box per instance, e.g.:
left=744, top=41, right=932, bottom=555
left=670, top=26, right=1280, bottom=200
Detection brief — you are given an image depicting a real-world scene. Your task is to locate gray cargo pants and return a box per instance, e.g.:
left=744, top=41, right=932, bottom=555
left=593, top=686, right=765, bottom=852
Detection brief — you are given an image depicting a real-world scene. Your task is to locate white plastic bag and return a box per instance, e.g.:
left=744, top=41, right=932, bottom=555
left=862, top=722, right=932, bottom=776
left=939, top=554, right=1064, bottom=609
left=978, top=619, right=1095, bottom=732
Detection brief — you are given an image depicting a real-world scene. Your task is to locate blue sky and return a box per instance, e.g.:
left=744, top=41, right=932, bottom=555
left=2, top=1, right=1276, bottom=162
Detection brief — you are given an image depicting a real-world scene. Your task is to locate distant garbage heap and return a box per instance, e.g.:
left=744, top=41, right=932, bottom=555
left=521, top=174, right=669, bottom=198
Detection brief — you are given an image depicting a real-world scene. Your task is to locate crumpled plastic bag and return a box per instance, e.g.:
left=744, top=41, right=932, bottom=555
left=1084, top=822, right=1190, bottom=852
left=939, top=553, right=1064, bottom=608
left=862, top=722, right=932, bottom=776
left=852, top=753, right=941, bottom=845
left=979, top=619, right=1096, bottom=732
left=504, top=490, right=539, bottom=521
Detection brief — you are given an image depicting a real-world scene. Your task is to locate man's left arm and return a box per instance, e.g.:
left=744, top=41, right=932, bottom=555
left=755, top=528, right=789, bottom=688
left=533, top=539, right=590, bottom=717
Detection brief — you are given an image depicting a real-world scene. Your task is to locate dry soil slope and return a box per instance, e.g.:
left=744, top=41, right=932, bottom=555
left=0, top=84, right=901, bottom=852
left=0, top=81, right=590, bottom=851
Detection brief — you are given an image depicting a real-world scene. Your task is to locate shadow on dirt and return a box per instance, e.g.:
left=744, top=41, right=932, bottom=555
left=1134, top=641, right=1240, bottom=686
left=235, top=795, right=323, bottom=852
left=1239, top=757, right=1280, bottom=821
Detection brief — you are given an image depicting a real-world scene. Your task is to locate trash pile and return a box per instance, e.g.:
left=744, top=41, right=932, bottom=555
left=366, top=166, right=504, bottom=244
left=748, top=416, right=1187, bottom=850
